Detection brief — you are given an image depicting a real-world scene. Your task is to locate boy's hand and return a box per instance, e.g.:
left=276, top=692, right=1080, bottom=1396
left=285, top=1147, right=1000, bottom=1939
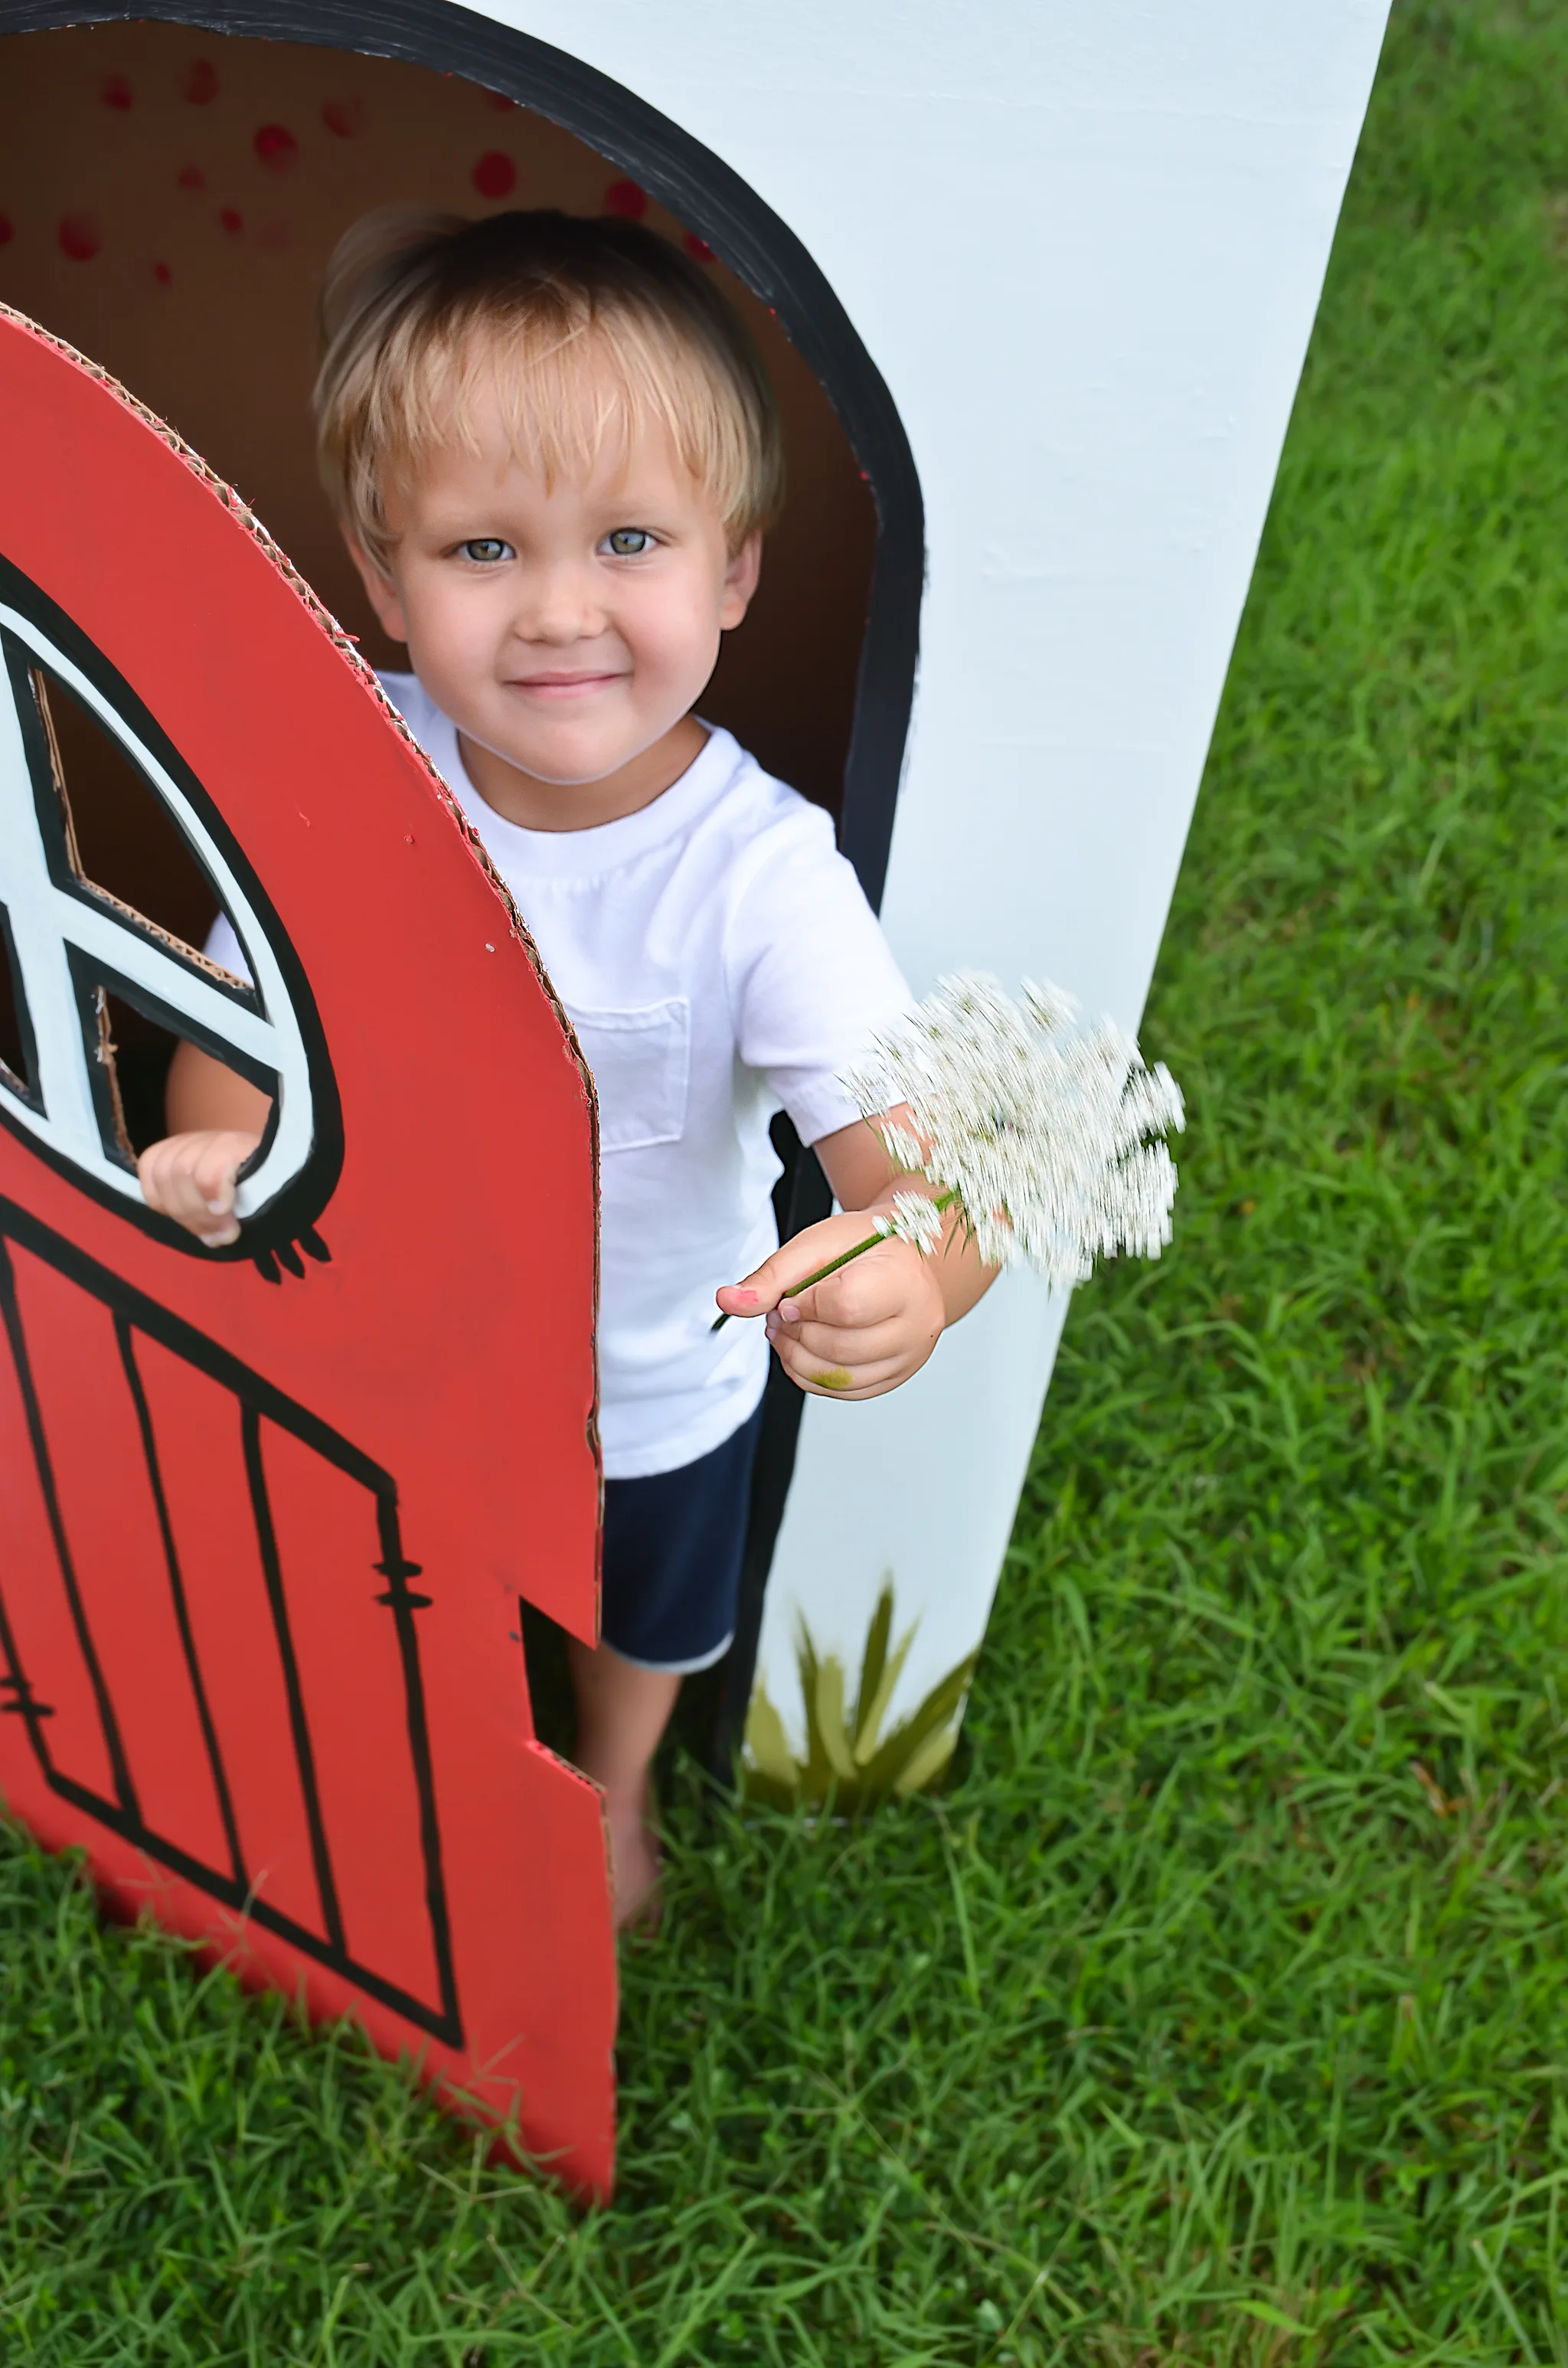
left=136, top=1130, right=263, bottom=1248
left=716, top=1210, right=946, bottom=1400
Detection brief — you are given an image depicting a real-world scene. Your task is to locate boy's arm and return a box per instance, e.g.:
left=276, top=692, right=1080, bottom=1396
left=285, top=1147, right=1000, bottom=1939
left=713, top=1106, right=998, bottom=1400
left=138, top=1040, right=273, bottom=1248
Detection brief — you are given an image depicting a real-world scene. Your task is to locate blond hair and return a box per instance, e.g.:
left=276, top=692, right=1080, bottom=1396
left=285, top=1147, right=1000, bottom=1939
left=313, top=206, right=786, bottom=569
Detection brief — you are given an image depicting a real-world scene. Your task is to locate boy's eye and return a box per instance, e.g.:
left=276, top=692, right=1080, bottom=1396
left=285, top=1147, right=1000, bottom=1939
left=605, top=528, right=653, bottom=558
left=460, top=538, right=512, bottom=564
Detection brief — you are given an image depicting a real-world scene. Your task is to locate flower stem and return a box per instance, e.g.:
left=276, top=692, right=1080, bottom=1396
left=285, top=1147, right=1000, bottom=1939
left=710, top=1231, right=884, bottom=1332
left=710, top=1191, right=956, bottom=1331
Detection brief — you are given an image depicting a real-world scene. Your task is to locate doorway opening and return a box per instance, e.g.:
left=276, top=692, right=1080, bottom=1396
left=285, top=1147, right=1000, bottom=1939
left=0, top=2, right=923, bottom=1767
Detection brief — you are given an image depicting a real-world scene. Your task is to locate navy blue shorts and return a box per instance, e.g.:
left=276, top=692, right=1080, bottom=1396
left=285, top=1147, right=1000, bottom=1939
left=599, top=1397, right=766, bottom=1674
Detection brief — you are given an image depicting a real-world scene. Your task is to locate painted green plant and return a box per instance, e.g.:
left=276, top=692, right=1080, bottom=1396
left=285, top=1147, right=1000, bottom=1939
left=744, top=1580, right=978, bottom=1810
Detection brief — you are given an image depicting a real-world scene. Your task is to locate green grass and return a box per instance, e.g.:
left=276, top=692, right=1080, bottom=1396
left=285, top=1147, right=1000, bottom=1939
left=7, top=1, right=1568, bottom=2357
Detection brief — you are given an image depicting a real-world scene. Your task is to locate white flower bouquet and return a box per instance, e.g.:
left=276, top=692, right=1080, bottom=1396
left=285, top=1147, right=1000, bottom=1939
left=715, top=973, right=1184, bottom=1326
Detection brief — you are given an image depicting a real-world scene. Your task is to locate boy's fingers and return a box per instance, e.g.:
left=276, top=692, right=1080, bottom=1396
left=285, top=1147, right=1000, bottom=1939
left=168, top=1182, right=237, bottom=1242
left=713, top=1279, right=769, bottom=1319
left=193, top=1155, right=238, bottom=1211
left=716, top=1217, right=871, bottom=1318
left=136, top=1131, right=255, bottom=1248
left=769, top=1313, right=926, bottom=1387
left=714, top=1249, right=789, bottom=1319
left=195, top=1132, right=260, bottom=1202
left=137, top=1146, right=193, bottom=1221
left=719, top=1217, right=906, bottom=1324
left=774, top=1247, right=930, bottom=1340
left=776, top=1267, right=896, bottom=1334
left=785, top=1351, right=909, bottom=1401
left=766, top=1311, right=909, bottom=1369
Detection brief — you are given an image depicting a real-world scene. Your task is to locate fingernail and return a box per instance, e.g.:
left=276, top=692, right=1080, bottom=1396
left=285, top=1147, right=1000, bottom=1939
left=733, top=1288, right=759, bottom=1304
left=200, top=1229, right=236, bottom=1247
left=204, top=1199, right=228, bottom=1215
left=779, top=1300, right=801, bottom=1325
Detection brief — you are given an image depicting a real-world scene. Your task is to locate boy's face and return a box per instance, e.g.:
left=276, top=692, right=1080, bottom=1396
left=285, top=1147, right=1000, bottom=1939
left=350, top=386, right=760, bottom=804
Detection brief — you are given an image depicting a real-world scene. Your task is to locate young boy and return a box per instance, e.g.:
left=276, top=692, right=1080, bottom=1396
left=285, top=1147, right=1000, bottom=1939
left=138, top=208, right=995, bottom=1925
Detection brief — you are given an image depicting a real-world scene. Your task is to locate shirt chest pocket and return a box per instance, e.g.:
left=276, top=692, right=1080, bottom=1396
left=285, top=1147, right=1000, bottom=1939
left=569, top=997, right=691, bottom=1153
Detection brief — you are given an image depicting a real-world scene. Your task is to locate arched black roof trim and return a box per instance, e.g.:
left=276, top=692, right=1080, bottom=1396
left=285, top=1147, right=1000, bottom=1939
left=0, top=0, right=923, bottom=909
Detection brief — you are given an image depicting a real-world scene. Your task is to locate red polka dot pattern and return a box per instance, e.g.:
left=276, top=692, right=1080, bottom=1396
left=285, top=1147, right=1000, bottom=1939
left=2, top=57, right=746, bottom=368
left=59, top=214, right=100, bottom=262
left=472, top=150, right=515, bottom=199
left=254, top=124, right=298, bottom=172
left=603, top=178, right=647, bottom=221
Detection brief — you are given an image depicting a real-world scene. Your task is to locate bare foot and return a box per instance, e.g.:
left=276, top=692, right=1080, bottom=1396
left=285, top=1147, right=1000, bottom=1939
left=603, top=1792, right=663, bottom=1930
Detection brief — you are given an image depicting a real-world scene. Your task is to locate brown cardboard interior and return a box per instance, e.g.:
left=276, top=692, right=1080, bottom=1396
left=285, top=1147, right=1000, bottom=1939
left=0, top=19, right=878, bottom=975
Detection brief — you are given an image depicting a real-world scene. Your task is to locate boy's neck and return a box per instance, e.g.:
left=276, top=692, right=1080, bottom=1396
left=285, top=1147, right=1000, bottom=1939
left=456, top=714, right=708, bottom=834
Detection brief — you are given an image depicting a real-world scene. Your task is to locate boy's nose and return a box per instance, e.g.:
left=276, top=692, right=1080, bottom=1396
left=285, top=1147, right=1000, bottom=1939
left=516, top=561, right=605, bottom=646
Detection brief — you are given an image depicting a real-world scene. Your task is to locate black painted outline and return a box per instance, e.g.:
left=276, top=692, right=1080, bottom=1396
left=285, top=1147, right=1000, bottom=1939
left=0, top=1195, right=462, bottom=2045
left=116, top=1313, right=247, bottom=1887
left=242, top=1405, right=348, bottom=1955
left=0, top=558, right=344, bottom=1261
left=0, top=901, right=42, bottom=1111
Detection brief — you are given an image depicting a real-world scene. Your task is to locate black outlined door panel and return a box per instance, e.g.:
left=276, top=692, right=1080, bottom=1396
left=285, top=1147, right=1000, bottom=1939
left=0, top=1202, right=459, bottom=2043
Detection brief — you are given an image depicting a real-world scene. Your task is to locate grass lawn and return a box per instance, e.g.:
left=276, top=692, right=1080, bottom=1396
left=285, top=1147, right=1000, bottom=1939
left=6, top=2, right=1568, bottom=2358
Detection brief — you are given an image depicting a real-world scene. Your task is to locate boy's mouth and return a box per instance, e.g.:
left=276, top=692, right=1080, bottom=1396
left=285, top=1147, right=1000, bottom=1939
left=507, top=671, right=626, bottom=702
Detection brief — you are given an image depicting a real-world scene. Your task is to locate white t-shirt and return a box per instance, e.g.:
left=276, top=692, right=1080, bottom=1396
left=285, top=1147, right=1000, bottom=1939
left=207, top=674, right=910, bottom=1477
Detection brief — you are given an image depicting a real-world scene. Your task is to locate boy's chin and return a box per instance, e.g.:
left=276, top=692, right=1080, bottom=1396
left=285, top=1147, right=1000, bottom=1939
left=501, top=724, right=681, bottom=789
left=508, top=744, right=640, bottom=789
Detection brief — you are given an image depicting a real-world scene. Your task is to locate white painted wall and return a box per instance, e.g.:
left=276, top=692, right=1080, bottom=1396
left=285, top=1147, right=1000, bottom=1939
left=473, top=0, right=1392, bottom=1741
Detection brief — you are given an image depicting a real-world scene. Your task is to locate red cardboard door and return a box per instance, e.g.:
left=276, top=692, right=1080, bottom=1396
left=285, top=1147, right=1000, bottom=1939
left=0, top=308, right=615, bottom=2196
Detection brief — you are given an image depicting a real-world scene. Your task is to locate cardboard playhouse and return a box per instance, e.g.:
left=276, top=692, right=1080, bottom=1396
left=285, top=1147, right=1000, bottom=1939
left=0, top=2, right=1391, bottom=2192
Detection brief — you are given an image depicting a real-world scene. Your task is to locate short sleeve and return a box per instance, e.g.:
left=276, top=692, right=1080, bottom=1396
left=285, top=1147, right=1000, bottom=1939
left=724, top=804, right=911, bottom=1146
left=204, top=911, right=252, bottom=983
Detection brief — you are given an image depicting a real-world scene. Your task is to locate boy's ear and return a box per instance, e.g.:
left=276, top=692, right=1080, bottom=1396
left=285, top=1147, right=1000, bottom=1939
left=343, top=528, right=410, bottom=643
left=719, top=530, right=763, bottom=632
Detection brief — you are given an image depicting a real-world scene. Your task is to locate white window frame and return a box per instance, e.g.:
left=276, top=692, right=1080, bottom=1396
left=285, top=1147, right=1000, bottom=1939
left=0, top=607, right=315, bottom=1224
